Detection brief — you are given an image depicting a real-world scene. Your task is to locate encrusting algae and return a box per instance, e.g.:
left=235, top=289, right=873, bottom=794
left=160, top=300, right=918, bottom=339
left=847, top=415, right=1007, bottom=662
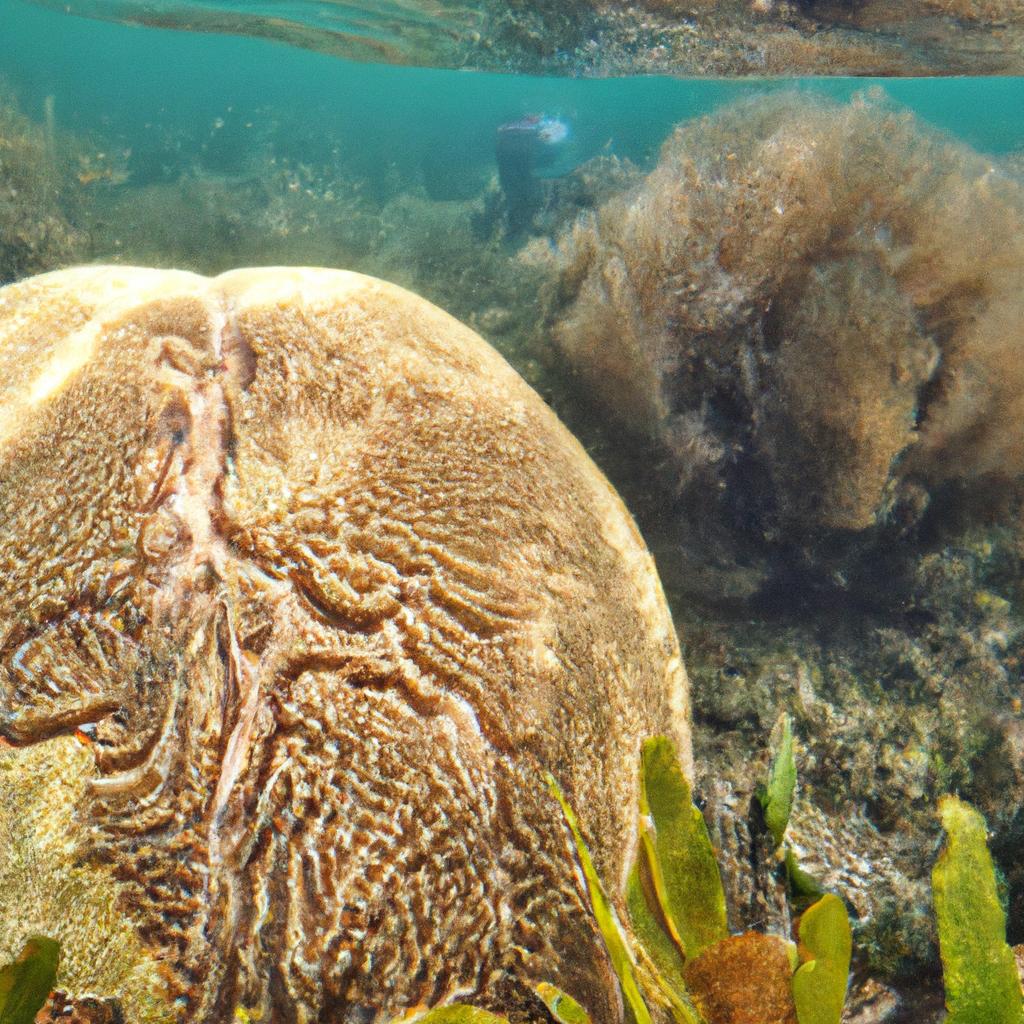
left=0, top=265, right=689, bottom=1023
left=532, top=91, right=1024, bottom=601
left=0, top=92, right=86, bottom=285
left=0, top=735, right=171, bottom=1023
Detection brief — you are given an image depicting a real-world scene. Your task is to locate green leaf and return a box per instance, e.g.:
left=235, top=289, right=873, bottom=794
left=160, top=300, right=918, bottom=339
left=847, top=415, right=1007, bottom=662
left=534, top=982, right=592, bottom=1024
left=401, top=1004, right=510, bottom=1024
left=626, top=859, right=688, bottom=994
left=546, top=773, right=652, bottom=1024
left=784, top=847, right=825, bottom=911
left=638, top=737, right=728, bottom=961
left=0, top=936, right=60, bottom=1024
left=792, top=894, right=851, bottom=1024
left=932, top=796, right=1024, bottom=1024
left=758, top=714, right=796, bottom=848
left=625, top=862, right=706, bottom=1024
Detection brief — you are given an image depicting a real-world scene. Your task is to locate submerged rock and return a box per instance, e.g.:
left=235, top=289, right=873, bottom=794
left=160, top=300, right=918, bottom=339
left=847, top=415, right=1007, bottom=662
left=514, top=94, right=1024, bottom=1005
left=535, top=92, right=1024, bottom=606
left=0, top=266, right=689, bottom=1023
left=683, top=526, right=1024, bottom=1014
left=0, top=95, right=86, bottom=285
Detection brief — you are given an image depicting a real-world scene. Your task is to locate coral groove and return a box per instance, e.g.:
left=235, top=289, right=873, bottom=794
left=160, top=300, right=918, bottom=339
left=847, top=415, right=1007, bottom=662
left=0, top=267, right=689, bottom=1024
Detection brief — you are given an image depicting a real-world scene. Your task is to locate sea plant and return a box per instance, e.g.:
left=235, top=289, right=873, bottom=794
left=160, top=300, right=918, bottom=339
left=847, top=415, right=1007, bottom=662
left=757, top=713, right=796, bottom=849
left=620, top=736, right=850, bottom=1024
left=0, top=936, right=60, bottom=1024
left=756, top=714, right=824, bottom=910
left=791, top=896, right=852, bottom=1024
left=932, top=796, right=1024, bottom=1024
left=533, top=982, right=594, bottom=1024
left=523, top=733, right=853, bottom=1024
left=636, top=736, right=729, bottom=960
left=548, top=774, right=653, bottom=1024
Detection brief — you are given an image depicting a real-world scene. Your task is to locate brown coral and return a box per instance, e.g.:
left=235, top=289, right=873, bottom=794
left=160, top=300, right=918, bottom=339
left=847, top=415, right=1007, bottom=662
left=0, top=266, right=690, bottom=1023
left=682, top=932, right=798, bottom=1024
left=541, top=93, right=1024, bottom=590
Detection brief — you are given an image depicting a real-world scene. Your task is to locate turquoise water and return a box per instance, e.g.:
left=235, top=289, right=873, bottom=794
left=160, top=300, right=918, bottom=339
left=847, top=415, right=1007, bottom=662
left=1, top=0, right=1023, bottom=199
left=2, top=1, right=1024, bottom=1020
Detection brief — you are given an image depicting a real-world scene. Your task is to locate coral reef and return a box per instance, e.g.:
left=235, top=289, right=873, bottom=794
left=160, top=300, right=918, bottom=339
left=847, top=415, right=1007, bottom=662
left=684, top=520, right=1024, bottom=1018
left=5, top=80, right=1023, bottom=1022
left=525, top=104, right=1024, bottom=1011
left=0, top=265, right=689, bottom=1023
left=536, top=91, right=1024, bottom=604
left=0, top=93, right=86, bottom=284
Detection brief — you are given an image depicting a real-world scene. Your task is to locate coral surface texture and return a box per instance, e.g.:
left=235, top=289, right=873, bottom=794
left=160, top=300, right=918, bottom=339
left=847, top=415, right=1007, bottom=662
left=0, top=265, right=690, bottom=1024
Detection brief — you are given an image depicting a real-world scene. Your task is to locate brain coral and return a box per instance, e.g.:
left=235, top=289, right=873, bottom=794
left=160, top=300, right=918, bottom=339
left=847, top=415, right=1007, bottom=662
left=537, top=93, right=1024, bottom=595
left=0, top=266, right=690, bottom=1023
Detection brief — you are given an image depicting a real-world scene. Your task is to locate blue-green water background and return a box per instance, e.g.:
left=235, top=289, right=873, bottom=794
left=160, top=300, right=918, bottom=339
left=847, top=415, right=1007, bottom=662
left=1, top=0, right=1023, bottom=199
left=3, top=2, right=1024, bottom=989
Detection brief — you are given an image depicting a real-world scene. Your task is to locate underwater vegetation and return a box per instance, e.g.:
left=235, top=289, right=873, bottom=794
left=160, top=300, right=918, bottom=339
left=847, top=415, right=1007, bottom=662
left=0, top=935, right=59, bottom=1024
left=5, top=734, right=1018, bottom=1024
left=458, top=735, right=1021, bottom=1024
left=535, top=90, right=1024, bottom=604
left=683, top=527, right=1024, bottom=1018
left=0, top=93, right=85, bottom=284
left=933, top=797, right=1024, bottom=1024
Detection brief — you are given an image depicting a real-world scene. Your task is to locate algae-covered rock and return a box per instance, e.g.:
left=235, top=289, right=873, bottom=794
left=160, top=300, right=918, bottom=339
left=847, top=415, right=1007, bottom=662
left=469, top=0, right=1024, bottom=76
left=683, top=526, right=1024, bottom=1017
left=60, top=0, right=1024, bottom=76
left=538, top=92, right=1024, bottom=605
left=0, top=265, right=690, bottom=1023
left=0, top=94, right=86, bottom=284
left=0, top=737, right=170, bottom=1023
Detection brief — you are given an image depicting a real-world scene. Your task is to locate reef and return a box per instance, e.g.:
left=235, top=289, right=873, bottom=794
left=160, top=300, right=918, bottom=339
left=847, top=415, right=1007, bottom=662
left=0, top=93, right=86, bottom=285
left=535, top=91, right=1024, bottom=605
left=524, top=92, right=1024, bottom=1017
left=5, top=83, right=1024, bottom=1019
left=686, top=529, right=1024, bottom=1020
left=0, top=265, right=688, bottom=1023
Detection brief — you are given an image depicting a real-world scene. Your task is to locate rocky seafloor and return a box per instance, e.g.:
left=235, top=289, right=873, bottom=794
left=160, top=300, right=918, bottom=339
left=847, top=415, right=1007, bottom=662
left=2, top=84, right=1024, bottom=1021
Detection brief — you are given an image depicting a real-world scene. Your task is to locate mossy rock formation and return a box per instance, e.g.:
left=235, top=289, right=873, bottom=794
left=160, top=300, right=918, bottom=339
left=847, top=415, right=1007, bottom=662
left=538, top=93, right=1024, bottom=604
left=0, top=266, right=690, bottom=1023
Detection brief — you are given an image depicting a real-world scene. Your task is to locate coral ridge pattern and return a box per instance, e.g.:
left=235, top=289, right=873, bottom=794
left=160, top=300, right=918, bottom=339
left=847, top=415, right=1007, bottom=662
left=0, top=266, right=690, bottom=1024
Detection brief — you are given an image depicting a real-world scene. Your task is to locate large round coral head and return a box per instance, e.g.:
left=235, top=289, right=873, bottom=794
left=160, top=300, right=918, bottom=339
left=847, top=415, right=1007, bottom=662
left=0, top=266, right=690, bottom=1024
